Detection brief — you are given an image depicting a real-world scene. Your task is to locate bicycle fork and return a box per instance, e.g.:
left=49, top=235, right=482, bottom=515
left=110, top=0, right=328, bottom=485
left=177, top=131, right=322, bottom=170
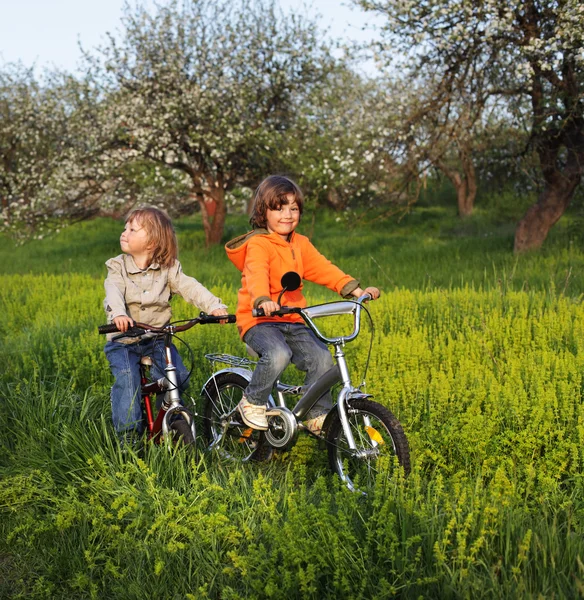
left=141, top=342, right=195, bottom=441
left=333, top=343, right=376, bottom=452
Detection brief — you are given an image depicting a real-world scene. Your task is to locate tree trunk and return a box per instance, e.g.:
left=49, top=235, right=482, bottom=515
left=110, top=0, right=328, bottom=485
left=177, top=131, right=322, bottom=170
left=514, top=176, right=580, bottom=253
left=437, top=162, right=477, bottom=217
left=325, top=189, right=348, bottom=211
left=456, top=178, right=474, bottom=217
left=514, top=123, right=583, bottom=253
left=197, top=184, right=227, bottom=247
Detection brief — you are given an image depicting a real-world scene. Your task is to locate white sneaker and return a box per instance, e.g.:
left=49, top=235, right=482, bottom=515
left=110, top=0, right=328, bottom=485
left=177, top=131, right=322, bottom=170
left=237, top=397, right=269, bottom=430
left=304, top=414, right=327, bottom=436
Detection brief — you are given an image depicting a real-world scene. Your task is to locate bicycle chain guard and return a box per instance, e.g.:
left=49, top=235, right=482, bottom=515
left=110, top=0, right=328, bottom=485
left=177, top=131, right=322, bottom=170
left=264, top=406, right=298, bottom=449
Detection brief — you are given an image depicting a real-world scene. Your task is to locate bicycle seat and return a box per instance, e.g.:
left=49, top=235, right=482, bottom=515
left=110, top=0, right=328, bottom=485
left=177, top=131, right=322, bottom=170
left=140, top=356, right=153, bottom=366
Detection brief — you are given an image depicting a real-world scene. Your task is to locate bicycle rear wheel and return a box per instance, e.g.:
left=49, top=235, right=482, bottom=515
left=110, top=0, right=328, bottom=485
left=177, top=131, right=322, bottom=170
left=327, top=398, right=410, bottom=491
left=202, top=372, right=271, bottom=462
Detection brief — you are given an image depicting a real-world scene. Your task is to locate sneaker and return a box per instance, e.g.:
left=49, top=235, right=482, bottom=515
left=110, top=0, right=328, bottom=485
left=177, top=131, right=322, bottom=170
left=237, top=397, right=269, bottom=430
left=304, top=413, right=327, bottom=436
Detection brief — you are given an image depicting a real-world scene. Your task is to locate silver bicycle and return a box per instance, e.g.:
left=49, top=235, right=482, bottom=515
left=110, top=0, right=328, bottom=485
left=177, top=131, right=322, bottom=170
left=200, top=273, right=410, bottom=491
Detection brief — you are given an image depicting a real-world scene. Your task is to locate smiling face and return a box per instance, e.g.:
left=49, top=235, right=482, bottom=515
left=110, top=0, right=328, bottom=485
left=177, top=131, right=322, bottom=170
left=265, top=194, right=300, bottom=240
left=120, top=217, right=152, bottom=259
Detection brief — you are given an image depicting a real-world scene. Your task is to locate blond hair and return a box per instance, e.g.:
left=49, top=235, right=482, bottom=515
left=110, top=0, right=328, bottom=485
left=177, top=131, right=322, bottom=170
left=125, top=207, right=178, bottom=268
left=249, top=175, right=304, bottom=229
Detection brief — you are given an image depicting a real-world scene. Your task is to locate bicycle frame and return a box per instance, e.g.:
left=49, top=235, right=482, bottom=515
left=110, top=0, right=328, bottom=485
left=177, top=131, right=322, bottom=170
left=204, top=295, right=372, bottom=449
left=138, top=333, right=190, bottom=442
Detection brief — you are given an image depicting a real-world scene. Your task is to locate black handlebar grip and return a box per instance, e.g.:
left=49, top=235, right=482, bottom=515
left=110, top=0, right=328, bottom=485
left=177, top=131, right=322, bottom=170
left=252, top=307, right=265, bottom=318
left=198, top=313, right=237, bottom=324
left=98, top=323, right=120, bottom=334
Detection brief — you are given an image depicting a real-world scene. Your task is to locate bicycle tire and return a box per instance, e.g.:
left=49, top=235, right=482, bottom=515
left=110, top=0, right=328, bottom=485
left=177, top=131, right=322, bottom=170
left=327, top=398, right=410, bottom=491
left=169, top=415, right=196, bottom=446
left=202, top=372, right=271, bottom=462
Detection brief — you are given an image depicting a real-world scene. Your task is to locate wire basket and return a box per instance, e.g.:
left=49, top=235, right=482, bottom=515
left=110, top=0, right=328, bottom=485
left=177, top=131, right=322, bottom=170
left=205, top=353, right=256, bottom=367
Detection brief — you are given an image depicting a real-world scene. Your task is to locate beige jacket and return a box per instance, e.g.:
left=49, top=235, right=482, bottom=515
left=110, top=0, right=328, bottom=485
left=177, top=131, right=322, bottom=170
left=104, top=254, right=226, bottom=341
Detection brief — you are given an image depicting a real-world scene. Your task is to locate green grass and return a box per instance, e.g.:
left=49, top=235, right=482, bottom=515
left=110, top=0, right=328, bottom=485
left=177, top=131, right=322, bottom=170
left=2, top=202, right=584, bottom=598
left=3, top=203, right=584, bottom=294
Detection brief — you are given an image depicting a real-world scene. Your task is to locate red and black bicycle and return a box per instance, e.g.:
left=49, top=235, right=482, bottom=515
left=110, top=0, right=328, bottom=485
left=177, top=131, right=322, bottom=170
left=98, top=313, right=235, bottom=446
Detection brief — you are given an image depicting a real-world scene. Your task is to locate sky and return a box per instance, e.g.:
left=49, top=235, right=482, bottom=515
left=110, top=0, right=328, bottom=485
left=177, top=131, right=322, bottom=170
left=0, top=0, right=381, bottom=74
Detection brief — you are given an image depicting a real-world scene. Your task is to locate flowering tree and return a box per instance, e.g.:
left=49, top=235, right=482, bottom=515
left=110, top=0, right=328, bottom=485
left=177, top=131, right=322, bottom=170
left=383, top=72, right=523, bottom=217
left=357, top=0, right=584, bottom=251
left=0, top=65, right=76, bottom=237
left=279, top=67, right=390, bottom=212
left=0, top=67, right=165, bottom=238
left=85, top=0, right=332, bottom=245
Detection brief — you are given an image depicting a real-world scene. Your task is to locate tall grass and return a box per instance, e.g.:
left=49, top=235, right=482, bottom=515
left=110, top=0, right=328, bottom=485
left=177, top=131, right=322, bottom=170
left=2, top=206, right=584, bottom=598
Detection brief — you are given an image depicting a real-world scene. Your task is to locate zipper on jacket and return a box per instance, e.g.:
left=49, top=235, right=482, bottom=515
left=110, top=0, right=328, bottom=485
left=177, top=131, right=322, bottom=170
left=291, top=248, right=295, bottom=260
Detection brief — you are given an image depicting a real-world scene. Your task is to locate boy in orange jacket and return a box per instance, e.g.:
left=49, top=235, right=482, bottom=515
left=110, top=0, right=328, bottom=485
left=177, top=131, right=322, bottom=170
left=225, top=175, right=380, bottom=433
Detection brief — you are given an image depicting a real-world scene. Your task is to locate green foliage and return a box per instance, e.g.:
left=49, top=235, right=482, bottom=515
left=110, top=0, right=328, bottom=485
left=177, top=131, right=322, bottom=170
left=2, top=211, right=584, bottom=597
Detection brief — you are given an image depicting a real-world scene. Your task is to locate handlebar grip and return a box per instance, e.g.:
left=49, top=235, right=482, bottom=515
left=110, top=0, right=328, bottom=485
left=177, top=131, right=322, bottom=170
left=252, top=306, right=301, bottom=318
left=198, top=313, right=237, bottom=324
left=98, top=323, right=120, bottom=334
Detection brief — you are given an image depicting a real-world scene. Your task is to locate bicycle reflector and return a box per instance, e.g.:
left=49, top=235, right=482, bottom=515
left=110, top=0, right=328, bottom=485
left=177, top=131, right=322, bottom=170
left=365, top=426, right=385, bottom=445
left=239, top=428, right=253, bottom=444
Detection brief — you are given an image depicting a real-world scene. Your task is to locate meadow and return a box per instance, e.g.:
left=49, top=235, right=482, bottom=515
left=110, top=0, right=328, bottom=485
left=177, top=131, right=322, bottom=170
left=2, top=201, right=584, bottom=598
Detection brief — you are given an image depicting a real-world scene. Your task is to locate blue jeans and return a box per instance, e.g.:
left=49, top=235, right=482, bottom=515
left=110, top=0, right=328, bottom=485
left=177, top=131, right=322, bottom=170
left=104, top=339, right=190, bottom=435
left=243, top=322, right=335, bottom=419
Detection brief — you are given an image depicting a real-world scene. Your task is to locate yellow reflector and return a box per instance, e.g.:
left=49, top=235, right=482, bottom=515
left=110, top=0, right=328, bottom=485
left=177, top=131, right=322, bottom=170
left=239, top=428, right=253, bottom=443
left=365, top=426, right=385, bottom=444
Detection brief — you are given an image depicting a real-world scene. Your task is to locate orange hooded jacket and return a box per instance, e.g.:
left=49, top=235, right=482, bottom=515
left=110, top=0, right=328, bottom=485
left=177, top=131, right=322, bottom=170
left=225, top=228, right=359, bottom=338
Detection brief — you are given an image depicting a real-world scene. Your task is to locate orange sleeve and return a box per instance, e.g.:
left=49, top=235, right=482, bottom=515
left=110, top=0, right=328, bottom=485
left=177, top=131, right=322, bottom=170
left=299, top=237, right=357, bottom=294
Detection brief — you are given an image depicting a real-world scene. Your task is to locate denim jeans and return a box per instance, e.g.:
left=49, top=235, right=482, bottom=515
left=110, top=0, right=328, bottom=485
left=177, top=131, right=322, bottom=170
left=104, top=339, right=190, bottom=435
left=243, top=322, right=335, bottom=419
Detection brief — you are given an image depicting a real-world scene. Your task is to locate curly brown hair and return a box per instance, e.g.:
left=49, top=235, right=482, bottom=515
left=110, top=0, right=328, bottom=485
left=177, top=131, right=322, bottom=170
left=249, top=175, right=304, bottom=229
left=125, top=206, right=178, bottom=268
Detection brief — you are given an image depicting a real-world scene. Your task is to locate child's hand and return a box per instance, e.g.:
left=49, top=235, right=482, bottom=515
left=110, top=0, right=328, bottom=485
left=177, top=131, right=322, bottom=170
left=113, top=315, right=134, bottom=332
left=258, top=300, right=280, bottom=316
left=211, top=308, right=229, bottom=324
left=352, top=287, right=381, bottom=301
left=363, top=286, right=380, bottom=300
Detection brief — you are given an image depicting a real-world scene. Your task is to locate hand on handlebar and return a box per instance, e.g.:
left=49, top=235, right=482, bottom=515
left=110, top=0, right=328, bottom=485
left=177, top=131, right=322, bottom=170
left=352, top=286, right=381, bottom=301
left=364, top=286, right=381, bottom=300
left=211, top=307, right=230, bottom=324
left=113, top=315, right=134, bottom=332
left=257, top=300, right=280, bottom=316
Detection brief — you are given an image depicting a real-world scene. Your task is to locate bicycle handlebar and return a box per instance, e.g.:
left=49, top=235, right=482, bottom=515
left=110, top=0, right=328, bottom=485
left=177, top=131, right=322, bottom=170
left=252, top=294, right=372, bottom=319
left=97, top=313, right=236, bottom=337
left=251, top=294, right=373, bottom=345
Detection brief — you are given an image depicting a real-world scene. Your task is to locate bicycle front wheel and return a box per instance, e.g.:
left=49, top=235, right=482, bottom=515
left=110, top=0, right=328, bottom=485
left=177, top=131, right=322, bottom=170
left=169, top=415, right=196, bottom=446
left=202, top=372, right=270, bottom=462
left=327, top=398, right=410, bottom=491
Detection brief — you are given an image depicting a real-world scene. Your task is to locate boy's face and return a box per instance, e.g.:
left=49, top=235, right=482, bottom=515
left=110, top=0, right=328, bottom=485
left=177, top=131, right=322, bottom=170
left=120, top=218, right=152, bottom=257
left=266, top=194, right=300, bottom=240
